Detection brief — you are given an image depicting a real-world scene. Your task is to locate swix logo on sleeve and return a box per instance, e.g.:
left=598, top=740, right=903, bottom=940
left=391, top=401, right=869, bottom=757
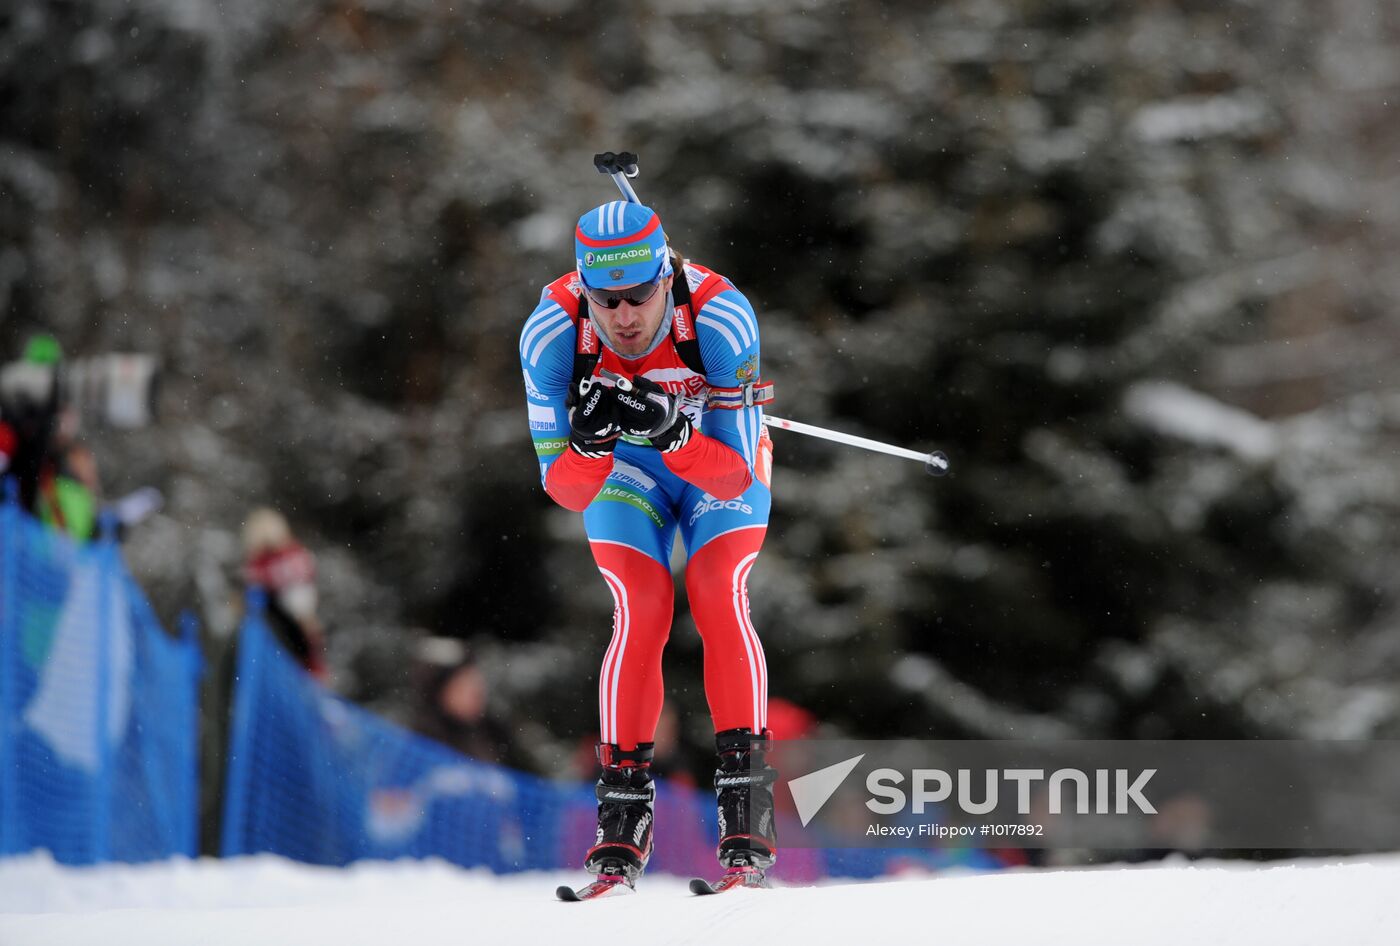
left=579, top=318, right=598, bottom=353
left=672, top=305, right=695, bottom=342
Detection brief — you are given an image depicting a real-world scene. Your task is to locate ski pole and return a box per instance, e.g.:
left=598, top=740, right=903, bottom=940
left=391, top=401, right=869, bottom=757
left=762, top=415, right=949, bottom=477
left=592, top=151, right=950, bottom=478
left=602, top=370, right=949, bottom=476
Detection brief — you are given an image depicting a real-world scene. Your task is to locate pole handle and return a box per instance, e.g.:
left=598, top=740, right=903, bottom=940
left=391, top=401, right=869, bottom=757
left=595, top=151, right=643, bottom=204
left=593, top=152, right=639, bottom=177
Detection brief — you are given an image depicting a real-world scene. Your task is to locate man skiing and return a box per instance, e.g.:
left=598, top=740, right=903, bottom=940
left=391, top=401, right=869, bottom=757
left=521, top=199, right=778, bottom=896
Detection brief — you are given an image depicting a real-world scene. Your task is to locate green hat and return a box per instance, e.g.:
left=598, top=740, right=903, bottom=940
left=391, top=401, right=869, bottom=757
left=22, top=334, right=62, bottom=365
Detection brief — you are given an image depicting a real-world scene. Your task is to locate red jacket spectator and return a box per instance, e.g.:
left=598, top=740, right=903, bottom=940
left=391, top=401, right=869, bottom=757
left=241, top=507, right=327, bottom=680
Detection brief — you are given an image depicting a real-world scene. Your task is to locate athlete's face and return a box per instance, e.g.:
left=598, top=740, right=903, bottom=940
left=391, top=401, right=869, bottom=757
left=588, top=274, right=673, bottom=357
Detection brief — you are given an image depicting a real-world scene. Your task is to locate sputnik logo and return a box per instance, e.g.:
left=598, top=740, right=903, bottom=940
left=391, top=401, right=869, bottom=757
left=786, top=754, right=864, bottom=827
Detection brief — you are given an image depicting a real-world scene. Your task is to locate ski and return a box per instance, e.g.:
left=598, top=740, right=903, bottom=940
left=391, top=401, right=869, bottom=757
left=556, top=873, right=635, bottom=902
left=688, top=865, right=770, bottom=895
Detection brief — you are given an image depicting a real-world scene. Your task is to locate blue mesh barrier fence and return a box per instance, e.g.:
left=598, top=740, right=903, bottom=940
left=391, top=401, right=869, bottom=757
left=221, top=604, right=1004, bottom=879
left=223, top=604, right=606, bottom=870
left=0, top=488, right=201, bottom=863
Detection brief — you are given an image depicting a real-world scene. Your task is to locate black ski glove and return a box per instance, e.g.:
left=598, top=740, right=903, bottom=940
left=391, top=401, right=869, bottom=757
left=614, top=375, right=692, bottom=453
left=569, top=378, right=621, bottom=458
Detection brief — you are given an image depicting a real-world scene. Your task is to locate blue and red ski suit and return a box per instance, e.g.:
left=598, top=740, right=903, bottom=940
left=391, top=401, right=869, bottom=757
left=520, top=262, right=773, bottom=751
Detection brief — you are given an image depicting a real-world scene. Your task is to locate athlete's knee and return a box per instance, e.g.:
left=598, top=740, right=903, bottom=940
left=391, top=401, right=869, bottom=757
left=593, top=541, right=673, bottom=591
left=684, top=527, right=766, bottom=622
left=592, top=540, right=676, bottom=640
left=686, top=526, right=765, bottom=580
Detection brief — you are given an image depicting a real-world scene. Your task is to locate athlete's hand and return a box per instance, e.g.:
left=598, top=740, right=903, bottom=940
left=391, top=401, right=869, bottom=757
left=614, top=375, right=692, bottom=453
left=569, top=378, right=621, bottom=458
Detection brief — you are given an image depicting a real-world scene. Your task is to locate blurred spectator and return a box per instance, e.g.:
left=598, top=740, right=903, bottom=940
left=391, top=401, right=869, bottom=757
left=414, top=637, right=523, bottom=769
left=766, top=697, right=820, bottom=742
left=0, top=334, right=101, bottom=540
left=566, top=701, right=700, bottom=785
left=241, top=507, right=327, bottom=680
left=646, top=702, right=698, bottom=787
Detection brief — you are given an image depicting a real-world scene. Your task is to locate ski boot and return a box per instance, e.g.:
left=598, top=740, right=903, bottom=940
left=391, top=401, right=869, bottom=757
left=582, top=743, right=656, bottom=889
left=712, top=728, right=777, bottom=887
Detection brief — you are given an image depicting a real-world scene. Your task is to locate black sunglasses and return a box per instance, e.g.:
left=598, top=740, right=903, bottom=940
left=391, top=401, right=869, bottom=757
left=584, top=274, right=664, bottom=309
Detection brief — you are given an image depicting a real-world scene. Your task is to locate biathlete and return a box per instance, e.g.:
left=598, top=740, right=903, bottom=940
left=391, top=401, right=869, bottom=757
left=521, top=199, right=778, bottom=892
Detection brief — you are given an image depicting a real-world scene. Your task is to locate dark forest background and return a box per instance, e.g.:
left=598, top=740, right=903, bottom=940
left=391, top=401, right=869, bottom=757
left=4, top=0, right=1400, bottom=779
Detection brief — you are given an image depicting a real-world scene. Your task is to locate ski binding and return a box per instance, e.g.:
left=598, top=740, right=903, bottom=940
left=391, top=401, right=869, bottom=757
left=557, top=863, right=638, bottom=902
left=689, top=864, right=769, bottom=895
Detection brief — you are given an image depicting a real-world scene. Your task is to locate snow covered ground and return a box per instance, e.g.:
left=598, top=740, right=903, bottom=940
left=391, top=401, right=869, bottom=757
left=1, top=852, right=1395, bottom=946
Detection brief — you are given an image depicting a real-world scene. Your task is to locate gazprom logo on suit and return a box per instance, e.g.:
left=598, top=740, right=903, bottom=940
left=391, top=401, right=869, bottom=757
left=528, top=403, right=555, bottom=431
left=610, top=460, right=657, bottom=493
